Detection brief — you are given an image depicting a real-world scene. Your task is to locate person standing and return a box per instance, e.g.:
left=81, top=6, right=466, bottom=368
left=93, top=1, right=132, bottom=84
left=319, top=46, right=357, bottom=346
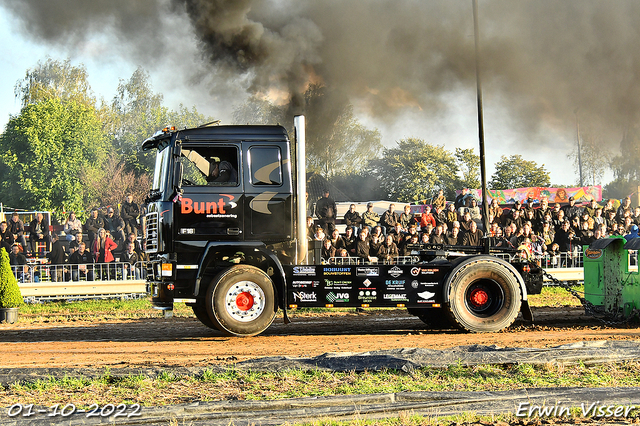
left=7, top=212, right=28, bottom=254
left=85, top=209, right=104, bottom=250
left=29, top=212, right=50, bottom=255
left=121, top=194, right=140, bottom=236
left=380, top=203, right=400, bottom=234
left=47, top=233, right=67, bottom=282
left=315, top=189, right=337, bottom=234
left=0, top=221, right=15, bottom=253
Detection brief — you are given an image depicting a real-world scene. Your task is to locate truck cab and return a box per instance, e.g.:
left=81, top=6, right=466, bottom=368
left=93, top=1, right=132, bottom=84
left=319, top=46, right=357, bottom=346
left=143, top=124, right=298, bottom=334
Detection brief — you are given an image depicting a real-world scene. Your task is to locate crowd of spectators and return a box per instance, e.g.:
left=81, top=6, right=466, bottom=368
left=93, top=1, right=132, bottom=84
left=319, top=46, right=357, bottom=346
left=310, top=189, right=640, bottom=265
left=1, top=194, right=146, bottom=282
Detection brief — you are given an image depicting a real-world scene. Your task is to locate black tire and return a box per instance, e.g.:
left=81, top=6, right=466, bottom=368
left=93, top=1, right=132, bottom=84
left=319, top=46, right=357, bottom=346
left=407, top=307, right=452, bottom=328
left=205, top=265, right=277, bottom=337
left=445, top=258, right=522, bottom=333
left=192, top=303, right=219, bottom=330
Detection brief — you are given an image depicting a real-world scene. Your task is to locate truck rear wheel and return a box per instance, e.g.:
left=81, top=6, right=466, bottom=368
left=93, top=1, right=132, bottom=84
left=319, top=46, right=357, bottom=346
left=192, top=303, right=218, bottom=329
left=205, top=265, right=276, bottom=337
left=446, top=259, right=521, bottom=333
left=407, top=308, right=451, bottom=328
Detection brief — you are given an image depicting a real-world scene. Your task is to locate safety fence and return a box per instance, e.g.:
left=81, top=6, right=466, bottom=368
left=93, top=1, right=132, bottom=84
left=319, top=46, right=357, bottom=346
left=12, top=261, right=148, bottom=300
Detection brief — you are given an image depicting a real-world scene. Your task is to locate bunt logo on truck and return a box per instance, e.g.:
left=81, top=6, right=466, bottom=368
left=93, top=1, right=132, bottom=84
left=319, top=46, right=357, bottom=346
left=180, top=194, right=236, bottom=214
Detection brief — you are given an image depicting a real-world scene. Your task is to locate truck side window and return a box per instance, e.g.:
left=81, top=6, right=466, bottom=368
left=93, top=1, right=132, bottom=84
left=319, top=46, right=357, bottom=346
left=249, top=147, right=282, bottom=186
left=181, top=146, right=239, bottom=186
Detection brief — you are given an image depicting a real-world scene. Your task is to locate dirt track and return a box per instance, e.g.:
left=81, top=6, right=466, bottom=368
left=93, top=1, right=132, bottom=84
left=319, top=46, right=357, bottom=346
left=1, top=307, right=639, bottom=370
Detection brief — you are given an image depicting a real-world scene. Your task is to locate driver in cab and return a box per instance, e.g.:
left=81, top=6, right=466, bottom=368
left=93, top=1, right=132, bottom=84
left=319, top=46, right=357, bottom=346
left=208, top=157, right=237, bottom=184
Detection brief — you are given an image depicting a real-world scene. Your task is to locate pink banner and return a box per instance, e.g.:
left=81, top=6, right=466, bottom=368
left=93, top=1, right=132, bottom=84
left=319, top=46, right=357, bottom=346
left=464, top=186, right=602, bottom=204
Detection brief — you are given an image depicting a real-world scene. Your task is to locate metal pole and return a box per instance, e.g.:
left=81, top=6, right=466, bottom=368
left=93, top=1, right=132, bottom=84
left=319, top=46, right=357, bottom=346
left=472, top=0, right=490, bottom=240
left=575, top=110, right=583, bottom=186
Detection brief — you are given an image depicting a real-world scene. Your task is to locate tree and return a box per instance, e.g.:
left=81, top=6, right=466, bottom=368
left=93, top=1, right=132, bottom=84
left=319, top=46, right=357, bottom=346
left=455, top=148, right=481, bottom=190
left=567, top=127, right=612, bottom=186
left=110, top=68, right=213, bottom=176
left=489, top=155, right=550, bottom=190
left=14, top=58, right=95, bottom=108
left=369, top=138, right=460, bottom=203
left=0, top=98, right=109, bottom=218
left=110, top=67, right=168, bottom=175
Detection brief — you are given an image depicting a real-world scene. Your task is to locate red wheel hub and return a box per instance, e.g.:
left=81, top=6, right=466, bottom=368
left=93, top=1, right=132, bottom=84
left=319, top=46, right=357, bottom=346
left=235, top=292, right=255, bottom=311
left=469, top=288, right=489, bottom=308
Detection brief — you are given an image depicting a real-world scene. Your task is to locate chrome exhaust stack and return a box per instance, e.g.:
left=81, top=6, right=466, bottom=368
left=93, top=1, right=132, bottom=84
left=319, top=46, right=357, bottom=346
left=294, top=115, right=308, bottom=264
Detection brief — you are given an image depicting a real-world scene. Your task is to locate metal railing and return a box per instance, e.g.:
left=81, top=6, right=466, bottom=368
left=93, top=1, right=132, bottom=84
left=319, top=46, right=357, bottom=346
left=325, top=255, right=418, bottom=265
left=13, top=261, right=149, bottom=300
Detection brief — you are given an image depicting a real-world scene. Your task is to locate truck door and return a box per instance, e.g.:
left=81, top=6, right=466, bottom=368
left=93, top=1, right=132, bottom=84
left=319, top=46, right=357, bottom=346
left=243, top=143, right=293, bottom=242
left=177, top=144, right=244, bottom=240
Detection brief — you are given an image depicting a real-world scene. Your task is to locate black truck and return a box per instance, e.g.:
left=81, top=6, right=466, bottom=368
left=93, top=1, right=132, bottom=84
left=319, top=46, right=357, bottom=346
left=141, top=116, right=543, bottom=337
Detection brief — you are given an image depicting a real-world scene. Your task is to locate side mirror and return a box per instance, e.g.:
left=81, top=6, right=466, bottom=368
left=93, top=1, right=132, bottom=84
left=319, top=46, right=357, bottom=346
left=173, top=142, right=182, bottom=157
left=174, top=159, right=183, bottom=190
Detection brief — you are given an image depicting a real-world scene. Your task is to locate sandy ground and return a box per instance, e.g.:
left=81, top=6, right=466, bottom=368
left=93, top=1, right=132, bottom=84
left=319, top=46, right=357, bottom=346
left=1, top=306, right=639, bottom=369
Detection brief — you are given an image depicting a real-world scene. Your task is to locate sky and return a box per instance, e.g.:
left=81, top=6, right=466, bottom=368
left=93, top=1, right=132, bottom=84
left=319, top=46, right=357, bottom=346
left=1, top=0, right=633, bottom=188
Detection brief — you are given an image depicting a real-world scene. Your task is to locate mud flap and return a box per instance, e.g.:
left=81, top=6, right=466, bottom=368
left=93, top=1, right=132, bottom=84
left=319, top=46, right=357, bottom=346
left=283, top=309, right=292, bottom=324
left=520, top=299, right=534, bottom=321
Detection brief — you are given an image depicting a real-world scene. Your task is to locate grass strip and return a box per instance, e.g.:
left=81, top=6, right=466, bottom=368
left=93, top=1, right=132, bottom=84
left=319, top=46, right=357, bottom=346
left=1, top=361, right=639, bottom=409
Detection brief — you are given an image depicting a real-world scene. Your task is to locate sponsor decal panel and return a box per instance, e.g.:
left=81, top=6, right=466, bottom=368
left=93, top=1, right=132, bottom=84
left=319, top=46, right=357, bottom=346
left=324, top=267, right=351, bottom=276
left=356, top=267, right=380, bottom=277
left=292, top=291, right=317, bottom=302
left=324, top=280, right=353, bottom=290
left=291, top=280, right=320, bottom=289
left=383, top=293, right=409, bottom=302
left=326, top=292, right=350, bottom=303
left=385, top=279, right=406, bottom=290
left=293, top=266, right=316, bottom=276
left=358, top=289, right=377, bottom=303
left=388, top=266, right=403, bottom=278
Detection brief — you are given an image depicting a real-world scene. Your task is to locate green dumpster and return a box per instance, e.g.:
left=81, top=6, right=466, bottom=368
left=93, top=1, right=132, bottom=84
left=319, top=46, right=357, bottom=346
left=584, top=236, right=640, bottom=317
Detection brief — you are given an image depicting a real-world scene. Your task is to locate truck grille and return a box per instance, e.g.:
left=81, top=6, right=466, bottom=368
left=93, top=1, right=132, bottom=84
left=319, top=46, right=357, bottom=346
left=145, top=212, right=159, bottom=253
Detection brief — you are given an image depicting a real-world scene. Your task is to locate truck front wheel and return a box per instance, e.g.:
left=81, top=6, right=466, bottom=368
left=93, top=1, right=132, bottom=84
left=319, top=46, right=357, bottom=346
left=205, top=265, right=277, bottom=337
left=446, top=259, right=522, bottom=333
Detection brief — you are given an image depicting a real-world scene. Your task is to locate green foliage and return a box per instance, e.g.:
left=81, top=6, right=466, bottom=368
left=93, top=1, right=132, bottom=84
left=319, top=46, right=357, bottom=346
left=0, top=98, right=109, bottom=216
left=109, top=68, right=212, bottom=176
left=110, top=67, right=168, bottom=176
left=14, top=58, right=95, bottom=108
left=370, top=138, right=460, bottom=203
left=489, top=154, right=551, bottom=190
left=0, top=248, right=23, bottom=309
left=454, top=148, right=480, bottom=190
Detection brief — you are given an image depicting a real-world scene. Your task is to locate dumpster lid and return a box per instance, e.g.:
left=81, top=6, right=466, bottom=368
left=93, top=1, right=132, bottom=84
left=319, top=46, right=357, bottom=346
left=623, top=237, right=640, bottom=250
left=589, top=237, right=625, bottom=250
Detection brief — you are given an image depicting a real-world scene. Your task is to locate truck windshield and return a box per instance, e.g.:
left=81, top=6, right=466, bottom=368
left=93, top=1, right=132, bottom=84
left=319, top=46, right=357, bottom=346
left=152, top=145, right=171, bottom=193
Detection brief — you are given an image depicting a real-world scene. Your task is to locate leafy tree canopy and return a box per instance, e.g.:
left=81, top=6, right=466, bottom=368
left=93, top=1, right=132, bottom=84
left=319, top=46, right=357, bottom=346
left=369, top=138, right=460, bottom=203
left=0, top=98, right=109, bottom=216
left=489, top=154, right=550, bottom=190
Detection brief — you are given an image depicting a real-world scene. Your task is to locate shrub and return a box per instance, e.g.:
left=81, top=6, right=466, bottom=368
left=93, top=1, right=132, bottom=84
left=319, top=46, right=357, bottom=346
left=0, top=247, right=23, bottom=308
